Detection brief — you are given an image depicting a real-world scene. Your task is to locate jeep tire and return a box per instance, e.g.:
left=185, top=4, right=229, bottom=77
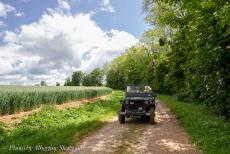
left=149, top=107, right=155, bottom=124
left=118, top=109, right=125, bottom=124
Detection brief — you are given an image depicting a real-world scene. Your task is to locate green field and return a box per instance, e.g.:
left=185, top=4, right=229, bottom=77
left=0, top=91, right=123, bottom=154
left=0, top=86, right=112, bottom=115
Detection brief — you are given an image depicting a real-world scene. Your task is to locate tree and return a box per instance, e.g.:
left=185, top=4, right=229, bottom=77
left=64, top=77, right=72, bottom=86
left=72, top=71, right=84, bottom=86
left=82, top=75, right=92, bottom=86
left=106, top=45, right=153, bottom=89
left=40, top=81, right=47, bottom=86
left=56, top=82, right=60, bottom=86
left=82, top=68, right=103, bottom=86
left=90, top=68, right=103, bottom=86
left=143, top=0, right=230, bottom=118
left=107, top=68, right=125, bottom=89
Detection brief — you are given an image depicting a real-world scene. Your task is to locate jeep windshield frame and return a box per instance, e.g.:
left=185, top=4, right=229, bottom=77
left=125, top=85, right=153, bottom=98
left=126, top=85, right=151, bottom=93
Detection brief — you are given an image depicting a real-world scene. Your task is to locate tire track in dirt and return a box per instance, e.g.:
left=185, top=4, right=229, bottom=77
left=70, top=100, right=200, bottom=154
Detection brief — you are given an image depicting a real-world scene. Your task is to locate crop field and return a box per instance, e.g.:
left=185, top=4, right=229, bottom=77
left=0, top=86, right=112, bottom=115
left=0, top=91, right=123, bottom=154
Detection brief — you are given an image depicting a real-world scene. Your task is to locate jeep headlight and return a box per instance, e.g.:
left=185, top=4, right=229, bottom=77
left=125, top=100, right=129, bottom=104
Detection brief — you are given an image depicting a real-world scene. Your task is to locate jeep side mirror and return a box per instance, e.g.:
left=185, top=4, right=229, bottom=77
left=120, top=100, right=123, bottom=104
left=154, top=94, right=157, bottom=98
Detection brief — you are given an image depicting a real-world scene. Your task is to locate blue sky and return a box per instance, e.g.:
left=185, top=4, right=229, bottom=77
left=0, top=0, right=149, bottom=39
left=0, top=0, right=150, bottom=85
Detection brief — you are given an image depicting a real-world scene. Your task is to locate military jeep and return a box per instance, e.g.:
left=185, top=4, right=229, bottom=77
left=118, top=85, right=157, bottom=124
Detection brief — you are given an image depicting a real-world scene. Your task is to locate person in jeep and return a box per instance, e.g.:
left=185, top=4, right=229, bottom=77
left=118, top=85, right=157, bottom=124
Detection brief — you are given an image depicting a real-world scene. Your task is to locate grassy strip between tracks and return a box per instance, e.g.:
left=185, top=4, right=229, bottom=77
left=158, top=95, right=230, bottom=154
left=0, top=90, right=124, bottom=154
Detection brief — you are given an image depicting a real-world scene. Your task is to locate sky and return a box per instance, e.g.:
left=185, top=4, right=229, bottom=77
left=0, top=0, right=149, bottom=85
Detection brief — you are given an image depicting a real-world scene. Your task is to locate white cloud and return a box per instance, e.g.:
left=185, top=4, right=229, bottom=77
left=15, top=11, right=24, bottom=17
left=0, top=4, right=138, bottom=85
left=100, top=0, right=115, bottom=13
left=0, top=2, right=15, bottom=17
left=3, top=31, right=19, bottom=43
left=0, top=2, right=24, bottom=18
left=57, top=0, right=71, bottom=12
left=0, top=21, right=7, bottom=28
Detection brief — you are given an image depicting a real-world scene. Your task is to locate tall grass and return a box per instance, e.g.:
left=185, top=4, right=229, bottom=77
left=0, top=86, right=112, bottom=115
left=159, top=95, right=230, bottom=154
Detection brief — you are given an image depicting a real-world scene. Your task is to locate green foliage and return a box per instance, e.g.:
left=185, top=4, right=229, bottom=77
left=106, top=44, right=173, bottom=94
left=71, top=71, right=84, bottom=86
left=152, top=52, right=173, bottom=94
left=106, top=68, right=125, bottom=89
left=0, top=122, right=4, bottom=134
left=0, top=91, right=123, bottom=154
left=40, top=81, right=47, bottom=86
left=107, top=0, right=230, bottom=117
left=82, top=68, right=103, bottom=86
left=56, top=82, right=60, bottom=86
left=143, top=0, right=230, bottom=118
left=0, top=86, right=112, bottom=115
left=159, top=95, right=230, bottom=154
left=65, top=68, right=103, bottom=87
left=64, top=77, right=72, bottom=86
left=106, top=45, right=153, bottom=89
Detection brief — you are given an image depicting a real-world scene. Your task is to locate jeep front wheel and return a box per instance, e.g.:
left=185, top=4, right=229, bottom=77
left=118, top=110, right=125, bottom=124
left=149, top=108, right=155, bottom=124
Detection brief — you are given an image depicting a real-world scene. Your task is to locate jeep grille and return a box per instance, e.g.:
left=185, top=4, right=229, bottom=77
left=127, top=100, right=144, bottom=110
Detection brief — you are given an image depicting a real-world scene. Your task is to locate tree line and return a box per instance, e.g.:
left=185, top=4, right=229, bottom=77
left=106, top=0, right=230, bottom=118
left=63, top=0, right=229, bottom=118
left=64, top=68, right=103, bottom=86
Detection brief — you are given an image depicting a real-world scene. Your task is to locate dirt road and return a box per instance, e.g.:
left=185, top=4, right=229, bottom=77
left=70, top=100, right=200, bottom=154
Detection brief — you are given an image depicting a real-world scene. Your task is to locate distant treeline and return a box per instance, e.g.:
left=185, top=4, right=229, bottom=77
left=64, top=68, right=104, bottom=86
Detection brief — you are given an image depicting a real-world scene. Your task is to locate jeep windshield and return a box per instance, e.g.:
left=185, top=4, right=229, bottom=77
left=126, top=85, right=152, bottom=93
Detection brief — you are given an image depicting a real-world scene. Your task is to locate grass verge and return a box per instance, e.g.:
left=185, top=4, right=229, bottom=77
left=0, top=90, right=124, bottom=154
left=158, top=95, right=230, bottom=154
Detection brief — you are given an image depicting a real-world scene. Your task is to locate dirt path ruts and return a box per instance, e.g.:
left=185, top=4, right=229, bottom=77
left=70, top=100, right=200, bottom=154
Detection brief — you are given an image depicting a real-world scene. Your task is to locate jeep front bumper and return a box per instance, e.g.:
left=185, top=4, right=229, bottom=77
left=120, top=111, right=150, bottom=116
